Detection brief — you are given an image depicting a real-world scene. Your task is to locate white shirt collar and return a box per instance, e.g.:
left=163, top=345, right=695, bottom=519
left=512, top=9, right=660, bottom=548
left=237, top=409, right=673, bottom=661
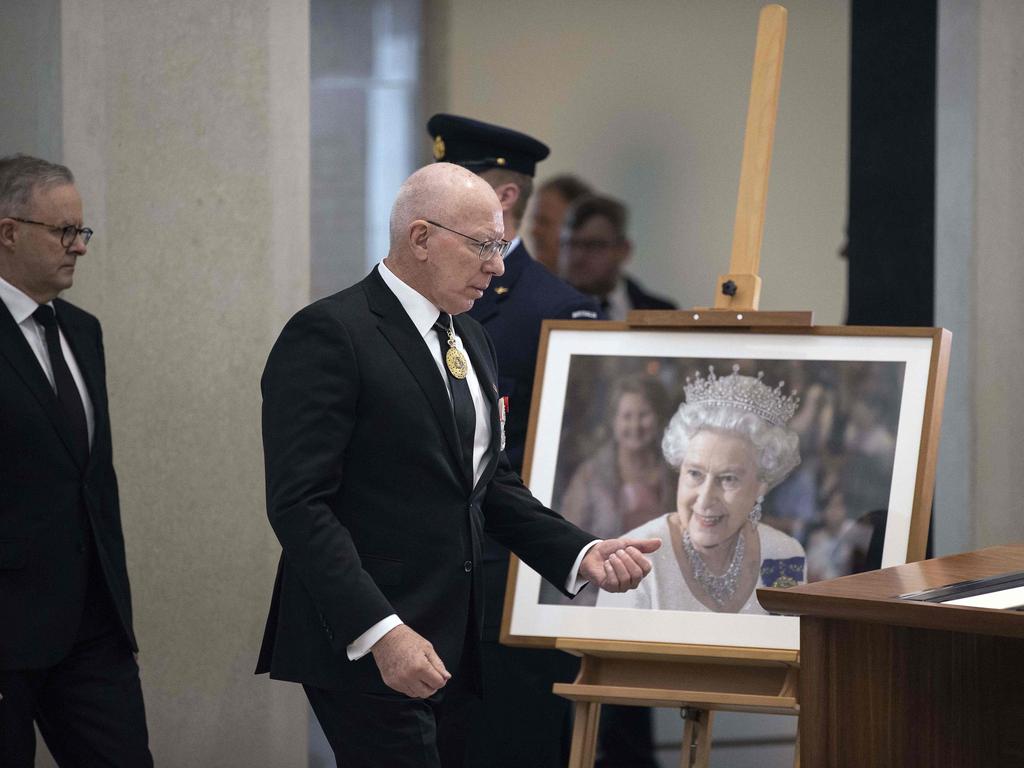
left=506, top=235, right=521, bottom=257
left=377, top=260, right=444, bottom=339
left=0, top=274, right=48, bottom=325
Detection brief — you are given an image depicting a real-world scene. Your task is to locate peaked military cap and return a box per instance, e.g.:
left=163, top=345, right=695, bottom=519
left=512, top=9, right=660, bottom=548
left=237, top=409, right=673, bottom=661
left=427, top=113, right=550, bottom=178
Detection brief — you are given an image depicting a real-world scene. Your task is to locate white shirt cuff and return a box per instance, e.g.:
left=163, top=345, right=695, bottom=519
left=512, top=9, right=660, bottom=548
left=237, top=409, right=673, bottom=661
left=347, top=614, right=403, bottom=661
left=565, top=540, right=602, bottom=595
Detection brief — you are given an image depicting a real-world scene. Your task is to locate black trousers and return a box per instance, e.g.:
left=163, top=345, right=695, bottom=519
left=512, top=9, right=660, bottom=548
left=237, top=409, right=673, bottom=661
left=0, top=561, right=152, bottom=768
left=464, top=640, right=577, bottom=768
left=306, top=667, right=477, bottom=768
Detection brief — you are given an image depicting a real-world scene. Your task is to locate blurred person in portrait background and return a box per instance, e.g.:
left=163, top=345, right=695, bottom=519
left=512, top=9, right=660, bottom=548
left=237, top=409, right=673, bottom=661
left=553, top=374, right=676, bottom=607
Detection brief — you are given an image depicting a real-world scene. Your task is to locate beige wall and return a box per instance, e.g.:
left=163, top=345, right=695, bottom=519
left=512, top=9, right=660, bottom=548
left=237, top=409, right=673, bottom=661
left=438, top=0, right=849, bottom=322
left=50, top=0, right=311, bottom=765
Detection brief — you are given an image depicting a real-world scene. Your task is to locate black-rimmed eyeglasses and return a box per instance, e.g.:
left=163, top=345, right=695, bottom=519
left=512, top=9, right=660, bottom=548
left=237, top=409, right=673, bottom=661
left=10, top=217, right=93, bottom=248
left=425, top=219, right=510, bottom=261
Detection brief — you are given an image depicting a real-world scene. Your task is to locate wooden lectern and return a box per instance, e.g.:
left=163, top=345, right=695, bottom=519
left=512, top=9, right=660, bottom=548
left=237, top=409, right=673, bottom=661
left=758, top=545, right=1024, bottom=768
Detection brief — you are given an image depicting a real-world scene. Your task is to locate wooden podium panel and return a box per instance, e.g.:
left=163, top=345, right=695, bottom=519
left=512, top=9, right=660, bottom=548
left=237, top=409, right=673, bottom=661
left=758, top=545, right=1024, bottom=768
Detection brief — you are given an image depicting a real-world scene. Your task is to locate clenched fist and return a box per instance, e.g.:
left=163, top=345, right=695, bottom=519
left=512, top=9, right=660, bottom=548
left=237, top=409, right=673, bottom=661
left=371, top=624, right=451, bottom=698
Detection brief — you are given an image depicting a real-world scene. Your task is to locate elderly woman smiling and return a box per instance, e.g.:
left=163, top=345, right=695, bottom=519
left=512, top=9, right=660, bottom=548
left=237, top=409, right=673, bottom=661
left=598, top=365, right=806, bottom=613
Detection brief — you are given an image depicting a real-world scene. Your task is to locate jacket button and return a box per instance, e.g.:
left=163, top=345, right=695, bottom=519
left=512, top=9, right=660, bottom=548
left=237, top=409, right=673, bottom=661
left=464, top=560, right=473, bottom=572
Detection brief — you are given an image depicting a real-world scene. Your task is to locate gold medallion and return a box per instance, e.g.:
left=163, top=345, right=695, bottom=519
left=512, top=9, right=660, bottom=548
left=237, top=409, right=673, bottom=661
left=433, top=135, right=446, bottom=160
left=445, top=347, right=468, bottom=379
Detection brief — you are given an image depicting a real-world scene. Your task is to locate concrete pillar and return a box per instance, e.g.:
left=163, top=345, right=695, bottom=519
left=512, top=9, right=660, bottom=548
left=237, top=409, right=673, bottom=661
left=56, top=1, right=310, bottom=764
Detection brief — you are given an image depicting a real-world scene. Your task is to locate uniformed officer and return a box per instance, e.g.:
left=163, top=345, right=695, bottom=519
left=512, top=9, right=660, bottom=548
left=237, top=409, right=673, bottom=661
left=426, top=113, right=600, bottom=768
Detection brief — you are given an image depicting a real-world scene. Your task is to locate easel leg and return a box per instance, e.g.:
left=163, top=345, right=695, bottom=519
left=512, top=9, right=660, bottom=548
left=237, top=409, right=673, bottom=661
left=679, top=708, right=714, bottom=768
left=568, top=700, right=602, bottom=768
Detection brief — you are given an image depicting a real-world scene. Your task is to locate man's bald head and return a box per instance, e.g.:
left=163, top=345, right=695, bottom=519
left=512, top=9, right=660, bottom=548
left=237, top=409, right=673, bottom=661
left=389, top=163, right=501, bottom=252
left=384, top=163, right=506, bottom=315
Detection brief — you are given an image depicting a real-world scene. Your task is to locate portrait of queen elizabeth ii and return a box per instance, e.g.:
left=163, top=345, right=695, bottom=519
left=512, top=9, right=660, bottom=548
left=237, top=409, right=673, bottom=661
left=598, top=364, right=806, bottom=613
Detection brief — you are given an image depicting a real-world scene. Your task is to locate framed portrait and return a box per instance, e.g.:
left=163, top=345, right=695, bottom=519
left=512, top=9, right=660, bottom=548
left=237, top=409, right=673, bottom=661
left=502, top=321, right=949, bottom=651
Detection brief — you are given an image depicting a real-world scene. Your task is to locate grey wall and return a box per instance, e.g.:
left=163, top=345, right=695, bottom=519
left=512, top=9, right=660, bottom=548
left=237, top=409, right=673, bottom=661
left=1, top=0, right=62, bottom=159
left=935, top=0, right=977, bottom=556
left=934, top=0, right=1024, bottom=556
left=971, top=0, right=1024, bottom=548
left=437, top=0, right=850, bottom=323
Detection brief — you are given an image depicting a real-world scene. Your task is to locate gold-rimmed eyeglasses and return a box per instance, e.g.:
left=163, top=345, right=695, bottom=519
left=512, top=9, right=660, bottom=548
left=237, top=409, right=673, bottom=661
left=425, top=219, right=510, bottom=261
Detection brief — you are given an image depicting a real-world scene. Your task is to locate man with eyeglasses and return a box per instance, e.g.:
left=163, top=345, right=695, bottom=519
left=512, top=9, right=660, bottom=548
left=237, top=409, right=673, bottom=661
left=563, top=194, right=677, bottom=321
left=425, top=113, right=603, bottom=768
left=257, top=162, right=659, bottom=768
left=0, top=155, right=152, bottom=766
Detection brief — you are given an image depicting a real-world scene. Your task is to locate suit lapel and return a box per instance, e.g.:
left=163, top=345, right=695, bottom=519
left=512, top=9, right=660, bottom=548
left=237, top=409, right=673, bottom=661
left=55, top=300, right=104, bottom=459
left=362, top=270, right=465, bottom=474
left=0, top=298, right=86, bottom=468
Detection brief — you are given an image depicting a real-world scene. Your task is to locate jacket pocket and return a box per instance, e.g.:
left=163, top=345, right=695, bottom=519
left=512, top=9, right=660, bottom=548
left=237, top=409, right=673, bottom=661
left=0, top=539, right=28, bottom=569
left=361, top=554, right=403, bottom=586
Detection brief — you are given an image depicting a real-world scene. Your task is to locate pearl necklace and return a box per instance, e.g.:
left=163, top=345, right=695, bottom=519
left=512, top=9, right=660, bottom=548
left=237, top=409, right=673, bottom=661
left=682, top=529, right=745, bottom=607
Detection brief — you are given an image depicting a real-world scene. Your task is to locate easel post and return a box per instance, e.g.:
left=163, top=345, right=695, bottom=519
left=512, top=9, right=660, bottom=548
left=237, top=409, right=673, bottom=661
left=716, top=3, right=787, bottom=312
left=680, top=708, right=714, bottom=768
left=555, top=639, right=800, bottom=768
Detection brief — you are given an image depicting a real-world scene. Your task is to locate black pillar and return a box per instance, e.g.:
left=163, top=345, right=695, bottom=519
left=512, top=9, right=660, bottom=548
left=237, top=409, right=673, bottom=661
left=846, top=0, right=936, bottom=326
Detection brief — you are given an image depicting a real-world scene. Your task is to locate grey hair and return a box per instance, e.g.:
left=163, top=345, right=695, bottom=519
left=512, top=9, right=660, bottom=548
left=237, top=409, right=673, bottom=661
left=0, top=155, right=75, bottom=217
left=661, top=402, right=801, bottom=489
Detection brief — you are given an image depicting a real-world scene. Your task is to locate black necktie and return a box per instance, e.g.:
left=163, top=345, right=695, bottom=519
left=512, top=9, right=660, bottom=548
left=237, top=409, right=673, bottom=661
left=434, top=313, right=476, bottom=485
left=33, top=305, right=90, bottom=463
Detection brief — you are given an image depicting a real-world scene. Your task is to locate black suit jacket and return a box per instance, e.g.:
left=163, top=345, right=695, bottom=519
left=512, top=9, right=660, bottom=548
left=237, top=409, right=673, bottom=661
left=624, top=276, right=677, bottom=311
left=256, top=268, right=593, bottom=693
left=0, top=297, right=137, bottom=671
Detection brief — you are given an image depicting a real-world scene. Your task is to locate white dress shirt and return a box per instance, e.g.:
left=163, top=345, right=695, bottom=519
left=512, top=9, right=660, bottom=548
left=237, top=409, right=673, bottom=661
left=0, top=275, right=95, bottom=444
left=601, top=279, right=632, bottom=322
left=346, top=262, right=597, bottom=660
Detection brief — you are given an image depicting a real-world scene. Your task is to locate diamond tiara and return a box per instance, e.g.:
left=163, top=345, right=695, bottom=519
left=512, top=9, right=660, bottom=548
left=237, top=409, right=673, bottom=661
left=683, top=364, right=800, bottom=427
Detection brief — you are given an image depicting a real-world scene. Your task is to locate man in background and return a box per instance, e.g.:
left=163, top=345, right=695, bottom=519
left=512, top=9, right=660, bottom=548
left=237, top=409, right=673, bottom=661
left=0, top=155, right=152, bottom=766
left=426, top=114, right=600, bottom=767
left=529, top=173, right=592, bottom=274
left=563, top=193, right=678, bottom=320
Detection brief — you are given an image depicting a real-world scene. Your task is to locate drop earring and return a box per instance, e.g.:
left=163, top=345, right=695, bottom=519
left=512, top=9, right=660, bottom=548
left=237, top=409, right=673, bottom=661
left=749, top=495, right=764, bottom=528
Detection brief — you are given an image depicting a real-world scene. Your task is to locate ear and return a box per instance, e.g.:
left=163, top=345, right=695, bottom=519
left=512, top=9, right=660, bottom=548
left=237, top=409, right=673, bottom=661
left=0, top=218, right=17, bottom=250
left=492, top=182, right=520, bottom=214
left=408, top=220, right=431, bottom=262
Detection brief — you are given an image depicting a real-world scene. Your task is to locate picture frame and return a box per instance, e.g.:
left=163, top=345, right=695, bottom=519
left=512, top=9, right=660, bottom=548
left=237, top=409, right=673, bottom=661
left=502, top=321, right=950, bottom=651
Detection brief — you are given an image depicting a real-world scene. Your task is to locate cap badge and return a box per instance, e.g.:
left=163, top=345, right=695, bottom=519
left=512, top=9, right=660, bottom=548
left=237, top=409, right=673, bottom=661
left=433, top=135, right=446, bottom=160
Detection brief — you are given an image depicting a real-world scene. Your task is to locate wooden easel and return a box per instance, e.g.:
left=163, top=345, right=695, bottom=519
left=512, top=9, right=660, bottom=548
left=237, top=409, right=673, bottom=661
left=557, top=6, right=807, bottom=767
